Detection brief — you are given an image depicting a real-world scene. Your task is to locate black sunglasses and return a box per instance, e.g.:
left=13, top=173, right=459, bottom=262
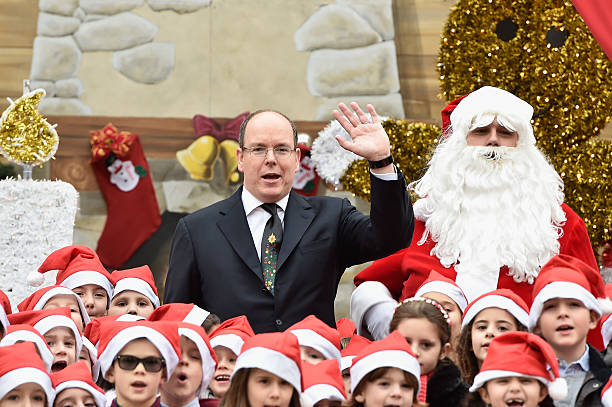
left=114, top=355, right=165, bottom=372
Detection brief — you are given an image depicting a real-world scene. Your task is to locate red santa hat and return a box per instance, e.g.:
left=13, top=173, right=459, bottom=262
left=29, top=245, right=113, bottom=300
left=84, top=314, right=145, bottom=347
left=302, top=359, right=347, bottom=404
left=0, top=290, right=11, bottom=333
left=461, top=289, right=529, bottom=330
left=336, top=318, right=356, bottom=338
left=97, top=320, right=181, bottom=380
left=81, top=336, right=100, bottom=382
left=441, top=93, right=469, bottom=131
left=17, top=285, right=90, bottom=326
left=289, top=315, right=341, bottom=362
left=414, top=270, right=468, bottom=313
left=148, top=303, right=211, bottom=326
left=602, top=376, right=612, bottom=407
left=0, top=342, right=55, bottom=407
left=233, top=332, right=302, bottom=392
left=176, top=322, right=218, bottom=397
left=340, top=335, right=372, bottom=372
left=469, top=331, right=567, bottom=401
left=529, top=254, right=612, bottom=331
left=51, top=361, right=106, bottom=407
left=0, top=324, right=54, bottom=372
left=111, top=266, right=160, bottom=308
left=349, top=330, right=420, bottom=394
left=209, top=315, right=255, bottom=356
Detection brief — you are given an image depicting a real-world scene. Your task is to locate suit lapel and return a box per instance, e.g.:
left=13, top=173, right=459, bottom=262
left=277, top=191, right=314, bottom=270
left=217, top=187, right=263, bottom=281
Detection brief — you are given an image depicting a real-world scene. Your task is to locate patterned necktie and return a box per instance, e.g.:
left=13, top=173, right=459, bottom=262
left=261, top=203, right=283, bottom=294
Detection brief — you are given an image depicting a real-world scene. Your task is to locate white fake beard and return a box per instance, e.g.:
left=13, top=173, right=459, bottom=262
left=411, top=141, right=566, bottom=285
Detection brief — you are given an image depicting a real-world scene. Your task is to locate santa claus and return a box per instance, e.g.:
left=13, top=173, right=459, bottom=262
left=351, top=86, right=598, bottom=340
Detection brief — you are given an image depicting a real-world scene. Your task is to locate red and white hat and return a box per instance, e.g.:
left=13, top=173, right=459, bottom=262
left=529, top=254, right=612, bottom=331
left=602, top=314, right=612, bottom=349
left=0, top=289, right=11, bottom=332
left=81, top=336, right=100, bottom=381
left=17, top=285, right=90, bottom=326
left=349, top=330, right=420, bottom=394
left=84, top=314, right=145, bottom=347
left=0, top=342, right=55, bottom=407
left=336, top=318, right=356, bottom=339
left=234, top=332, right=302, bottom=392
left=469, top=331, right=567, bottom=400
left=111, top=266, right=160, bottom=308
left=30, top=245, right=113, bottom=300
left=288, top=315, right=341, bottom=362
left=209, top=315, right=255, bottom=356
left=51, top=360, right=106, bottom=407
left=602, top=375, right=612, bottom=407
left=0, top=324, right=54, bottom=372
left=414, top=270, right=468, bottom=313
left=176, top=322, right=218, bottom=397
left=340, top=335, right=372, bottom=372
left=302, top=359, right=347, bottom=404
left=148, top=303, right=210, bottom=326
left=462, top=289, right=529, bottom=330
left=8, top=307, right=83, bottom=356
left=97, top=320, right=181, bottom=380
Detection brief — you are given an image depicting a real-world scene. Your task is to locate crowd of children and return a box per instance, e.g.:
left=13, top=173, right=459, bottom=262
left=0, top=245, right=611, bottom=407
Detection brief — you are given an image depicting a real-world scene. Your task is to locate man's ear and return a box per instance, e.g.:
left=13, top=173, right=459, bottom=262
left=105, top=365, right=116, bottom=384
left=237, top=147, right=245, bottom=173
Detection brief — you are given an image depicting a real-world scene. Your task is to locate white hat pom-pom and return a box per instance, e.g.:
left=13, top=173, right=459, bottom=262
left=599, top=297, right=612, bottom=315
left=548, top=378, right=568, bottom=400
left=27, top=271, right=44, bottom=287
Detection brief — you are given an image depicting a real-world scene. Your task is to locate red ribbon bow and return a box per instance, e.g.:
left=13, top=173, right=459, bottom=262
left=192, top=112, right=250, bottom=142
left=90, top=123, right=136, bottom=162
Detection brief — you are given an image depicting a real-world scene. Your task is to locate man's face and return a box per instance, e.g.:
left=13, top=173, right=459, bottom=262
left=466, top=118, right=518, bottom=147
left=237, top=112, right=300, bottom=203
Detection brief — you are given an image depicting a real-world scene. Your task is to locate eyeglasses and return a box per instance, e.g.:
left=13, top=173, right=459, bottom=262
left=114, top=355, right=165, bottom=372
left=242, top=146, right=295, bottom=158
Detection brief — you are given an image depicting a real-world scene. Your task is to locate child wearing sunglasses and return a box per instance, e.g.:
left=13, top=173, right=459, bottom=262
left=97, top=320, right=182, bottom=407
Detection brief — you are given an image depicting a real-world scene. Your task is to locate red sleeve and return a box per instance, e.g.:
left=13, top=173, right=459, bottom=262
left=353, top=247, right=410, bottom=299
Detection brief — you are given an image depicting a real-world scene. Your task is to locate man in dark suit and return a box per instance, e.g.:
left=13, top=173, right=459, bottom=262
left=164, top=103, right=414, bottom=333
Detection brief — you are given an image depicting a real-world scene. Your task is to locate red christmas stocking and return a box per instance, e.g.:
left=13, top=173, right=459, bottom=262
left=90, top=124, right=161, bottom=268
left=292, top=142, right=320, bottom=196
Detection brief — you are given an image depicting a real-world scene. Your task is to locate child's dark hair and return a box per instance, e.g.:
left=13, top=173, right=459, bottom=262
left=344, top=367, right=419, bottom=407
left=219, top=368, right=300, bottom=407
left=202, top=313, right=221, bottom=334
left=389, top=298, right=451, bottom=346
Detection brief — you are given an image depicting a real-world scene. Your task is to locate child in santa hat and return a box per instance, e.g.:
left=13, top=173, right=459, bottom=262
left=30, top=245, right=113, bottom=320
left=0, top=324, right=54, bottom=373
left=288, top=315, right=341, bottom=365
left=206, top=316, right=254, bottom=399
left=456, top=289, right=529, bottom=386
left=346, top=330, right=420, bottom=407
left=79, top=336, right=98, bottom=378
left=51, top=361, right=107, bottom=407
left=0, top=289, right=11, bottom=340
left=302, top=359, right=347, bottom=407
left=108, top=266, right=160, bottom=318
left=340, top=335, right=371, bottom=397
left=468, top=331, right=567, bottom=407
left=219, top=332, right=302, bottom=407
left=9, top=307, right=83, bottom=373
left=0, top=342, right=55, bottom=407
left=529, top=254, right=612, bottom=407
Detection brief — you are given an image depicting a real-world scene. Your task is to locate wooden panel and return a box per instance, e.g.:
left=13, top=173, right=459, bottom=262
left=0, top=0, right=37, bottom=48
left=0, top=48, right=34, bottom=112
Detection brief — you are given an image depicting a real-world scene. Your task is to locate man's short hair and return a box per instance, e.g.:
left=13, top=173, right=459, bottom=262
left=239, top=109, right=298, bottom=148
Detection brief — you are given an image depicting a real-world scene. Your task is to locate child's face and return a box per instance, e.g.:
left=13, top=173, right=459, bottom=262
left=54, top=387, right=96, bottom=407
left=161, top=336, right=203, bottom=405
left=44, top=326, right=77, bottom=372
left=73, top=284, right=108, bottom=319
left=471, top=308, right=518, bottom=364
left=341, top=368, right=351, bottom=397
left=42, top=295, right=84, bottom=333
left=534, top=298, right=598, bottom=358
left=422, top=292, right=462, bottom=342
left=105, top=338, right=166, bottom=407
left=354, top=368, right=414, bottom=407
left=478, top=377, right=546, bottom=407
left=300, top=346, right=326, bottom=365
left=0, top=383, right=46, bottom=407
left=78, top=348, right=93, bottom=373
left=395, top=317, right=449, bottom=375
left=108, top=291, right=155, bottom=318
left=209, top=346, right=236, bottom=398
left=246, top=368, right=294, bottom=407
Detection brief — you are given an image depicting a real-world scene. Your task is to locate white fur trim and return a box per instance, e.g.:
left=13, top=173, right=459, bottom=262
left=462, top=295, right=529, bottom=329
left=603, top=317, right=612, bottom=349
left=341, top=356, right=355, bottom=372
left=415, top=280, right=468, bottom=312
left=304, top=384, right=346, bottom=404
left=548, top=377, right=568, bottom=401
left=0, top=308, right=9, bottom=334
left=27, top=271, right=45, bottom=287
left=82, top=336, right=99, bottom=382
left=528, top=281, right=601, bottom=331
left=210, top=334, right=244, bottom=356
left=98, top=326, right=179, bottom=380
left=33, top=287, right=91, bottom=327
left=55, top=380, right=106, bottom=407
left=603, top=385, right=612, bottom=407
left=599, top=298, right=612, bottom=315
left=350, top=281, right=396, bottom=337
left=0, top=331, right=54, bottom=373
left=455, top=273, right=501, bottom=304
left=178, top=327, right=217, bottom=398
left=183, top=306, right=210, bottom=326
left=412, top=199, right=429, bottom=222
left=290, top=329, right=341, bottom=362
left=33, top=315, right=83, bottom=357
left=470, top=370, right=548, bottom=393
left=234, top=347, right=301, bottom=392
left=0, top=367, right=55, bottom=407
left=350, top=350, right=420, bottom=394
left=113, top=278, right=160, bottom=308
left=61, top=271, right=114, bottom=300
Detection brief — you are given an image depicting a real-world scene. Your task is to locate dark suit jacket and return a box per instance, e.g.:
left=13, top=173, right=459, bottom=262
left=164, top=171, right=414, bottom=333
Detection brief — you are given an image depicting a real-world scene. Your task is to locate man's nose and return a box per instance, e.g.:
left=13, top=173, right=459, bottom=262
left=486, top=130, right=500, bottom=146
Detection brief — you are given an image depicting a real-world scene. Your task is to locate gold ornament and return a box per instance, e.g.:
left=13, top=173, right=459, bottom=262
left=176, top=135, right=220, bottom=181
left=219, top=139, right=242, bottom=185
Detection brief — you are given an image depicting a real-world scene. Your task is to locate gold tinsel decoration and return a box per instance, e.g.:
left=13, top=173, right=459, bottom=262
left=0, top=89, right=58, bottom=166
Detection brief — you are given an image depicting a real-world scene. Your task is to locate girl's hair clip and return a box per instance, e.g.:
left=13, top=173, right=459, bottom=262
left=397, top=296, right=452, bottom=326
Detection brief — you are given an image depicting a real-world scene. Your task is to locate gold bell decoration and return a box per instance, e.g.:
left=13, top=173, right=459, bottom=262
left=176, top=135, right=220, bottom=181
left=219, top=139, right=241, bottom=185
